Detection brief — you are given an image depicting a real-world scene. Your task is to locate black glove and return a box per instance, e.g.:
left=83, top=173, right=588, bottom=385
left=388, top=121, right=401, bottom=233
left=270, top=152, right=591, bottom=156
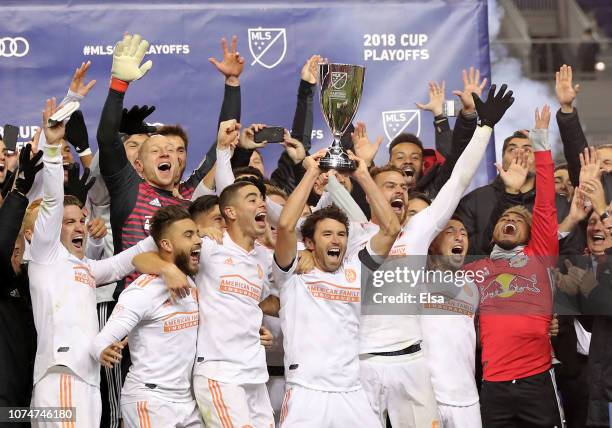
left=1, top=169, right=16, bottom=198
left=14, top=143, right=44, bottom=195
left=64, top=163, right=96, bottom=205
left=120, top=105, right=157, bottom=135
left=65, top=110, right=90, bottom=155
left=471, top=84, right=515, bottom=128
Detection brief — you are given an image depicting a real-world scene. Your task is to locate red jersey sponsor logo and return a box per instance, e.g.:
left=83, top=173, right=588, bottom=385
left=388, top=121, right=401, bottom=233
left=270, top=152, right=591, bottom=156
left=480, top=272, right=540, bottom=303
left=73, top=265, right=95, bottom=288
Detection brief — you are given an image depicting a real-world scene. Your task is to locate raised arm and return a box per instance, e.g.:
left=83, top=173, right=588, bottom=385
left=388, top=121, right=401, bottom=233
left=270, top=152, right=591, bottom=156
left=529, top=106, right=559, bottom=256
left=87, top=236, right=157, bottom=285
left=416, top=80, right=452, bottom=157
left=275, top=150, right=326, bottom=269
left=30, top=99, right=67, bottom=264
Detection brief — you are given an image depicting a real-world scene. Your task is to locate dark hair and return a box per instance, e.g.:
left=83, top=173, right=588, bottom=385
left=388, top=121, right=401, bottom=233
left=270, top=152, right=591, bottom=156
left=388, top=133, right=424, bottom=155
left=219, top=180, right=265, bottom=221
left=407, top=190, right=432, bottom=206
left=301, top=205, right=349, bottom=243
left=149, top=205, right=191, bottom=246
left=369, top=164, right=407, bottom=180
left=233, top=166, right=264, bottom=180
left=502, top=131, right=529, bottom=154
left=265, top=184, right=288, bottom=200
left=189, top=195, right=219, bottom=218
left=63, top=195, right=83, bottom=209
left=156, top=124, right=189, bottom=150
left=554, top=163, right=568, bottom=172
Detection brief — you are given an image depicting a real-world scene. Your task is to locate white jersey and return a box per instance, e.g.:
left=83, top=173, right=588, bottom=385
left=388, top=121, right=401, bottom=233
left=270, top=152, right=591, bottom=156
left=194, top=232, right=271, bottom=384
left=273, top=243, right=377, bottom=392
left=29, top=143, right=155, bottom=387
left=92, top=274, right=199, bottom=402
left=420, top=279, right=480, bottom=406
left=356, top=125, right=494, bottom=354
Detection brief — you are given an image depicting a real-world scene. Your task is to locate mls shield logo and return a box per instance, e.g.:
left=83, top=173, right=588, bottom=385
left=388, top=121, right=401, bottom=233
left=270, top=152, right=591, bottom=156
left=248, top=28, right=287, bottom=69
left=331, top=72, right=348, bottom=90
left=381, top=110, right=421, bottom=145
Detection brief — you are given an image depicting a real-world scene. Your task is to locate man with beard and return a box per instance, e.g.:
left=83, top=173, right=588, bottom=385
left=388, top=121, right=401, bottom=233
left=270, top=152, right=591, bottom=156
left=554, top=164, right=574, bottom=203
left=273, top=149, right=400, bottom=428
left=92, top=206, right=203, bottom=427
left=355, top=83, right=514, bottom=427
left=465, top=105, right=564, bottom=428
left=420, top=217, right=481, bottom=428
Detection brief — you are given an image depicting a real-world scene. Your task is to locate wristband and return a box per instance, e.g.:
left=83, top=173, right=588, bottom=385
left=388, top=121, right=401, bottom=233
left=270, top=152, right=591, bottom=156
left=110, top=78, right=129, bottom=93
left=78, top=148, right=93, bottom=157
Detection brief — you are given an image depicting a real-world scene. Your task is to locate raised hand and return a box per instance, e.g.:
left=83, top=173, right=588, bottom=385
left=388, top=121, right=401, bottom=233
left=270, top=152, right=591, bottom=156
left=87, top=217, right=108, bottom=240
left=296, top=249, right=315, bottom=273
left=111, top=33, right=153, bottom=83
left=69, top=61, right=97, bottom=97
left=301, top=55, right=323, bottom=84
left=14, top=143, right=43, bottom=195
left=567, top=189, right=591, bottom=223
left=472, top=84, right=515, bottom=128
left=351, top=122, right=382, bottom=167
left=42, top=98, right=65, bottom=145
left=534, top=105, right=551, bottom=130
left=347, top=150, right=370, bottom=179
left=416, top=81, right=445, bottom=116
left=453, top=66, right=488, bottom=114
left=579, top=146, right=601, bottom=183
left=64, top=164, right=96, bottom=205
left=120, top=105, right=157, bottom=135
left=282, top=130, right=306, bottom=164
left=496, top=149, right=529, bottom=194
left=579, top=178, right=607, bottom=216
left=303, top=148, right=327, bottom=172
left=555, top=64, right=580, bottom=113
left=239, top=124, right=267, bottom=150
left=209, top=36, right=245, bottom=85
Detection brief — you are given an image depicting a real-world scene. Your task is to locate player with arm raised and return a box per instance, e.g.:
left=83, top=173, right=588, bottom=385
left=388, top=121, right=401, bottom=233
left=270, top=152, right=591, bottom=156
left=273, top=150, right=400, bottom=427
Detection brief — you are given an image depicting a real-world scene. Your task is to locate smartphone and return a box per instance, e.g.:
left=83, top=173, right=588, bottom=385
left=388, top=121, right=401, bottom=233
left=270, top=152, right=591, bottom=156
left=3, top=124, right=19, bottom=153
left=254, top=126, right=285, bottom=144
left=443, top=100, right=460, bottom=117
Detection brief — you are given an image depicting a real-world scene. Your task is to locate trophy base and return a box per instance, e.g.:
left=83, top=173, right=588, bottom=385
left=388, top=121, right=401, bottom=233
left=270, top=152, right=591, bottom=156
left=319, top=152, right=357, bottom=171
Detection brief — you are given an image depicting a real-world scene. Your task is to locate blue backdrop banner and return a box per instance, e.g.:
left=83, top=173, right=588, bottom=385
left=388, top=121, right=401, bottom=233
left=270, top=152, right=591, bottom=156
left=0, top=0, right=493, bottom=188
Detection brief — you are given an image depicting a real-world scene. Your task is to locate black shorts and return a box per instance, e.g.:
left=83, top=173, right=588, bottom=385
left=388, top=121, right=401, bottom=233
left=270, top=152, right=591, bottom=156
left=480, top=369, right=565, bottom=428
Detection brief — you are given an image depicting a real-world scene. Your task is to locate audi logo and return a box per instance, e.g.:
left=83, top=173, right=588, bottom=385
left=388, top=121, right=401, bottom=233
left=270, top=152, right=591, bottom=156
left=0, top=37, right=29, bottom=58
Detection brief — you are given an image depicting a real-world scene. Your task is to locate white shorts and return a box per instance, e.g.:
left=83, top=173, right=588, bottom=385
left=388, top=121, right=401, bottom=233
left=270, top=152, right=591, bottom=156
left=31, top=366, right=101, bottom=428
left=360, top=350, right=440, bottom=428
left=267, top=375, right=286, bottom=427
left=121, top=396, right=203, bottom=428
left=193, top=374, right=274, bottom=428
left=280, top=384, right=381, bottom=428
left=438, top=402, right=482, bottom=428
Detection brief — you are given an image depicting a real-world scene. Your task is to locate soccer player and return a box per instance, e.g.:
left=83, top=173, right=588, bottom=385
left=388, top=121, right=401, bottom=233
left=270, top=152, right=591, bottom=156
left=27, top=99, right=159, bottom=427
left=273, top=150, right=400, bottom=427
left=92, top=206, right=203, bottom=427
left=355, top=84, right=514, bottom=428
left=465, top=105, right=565, bottom=427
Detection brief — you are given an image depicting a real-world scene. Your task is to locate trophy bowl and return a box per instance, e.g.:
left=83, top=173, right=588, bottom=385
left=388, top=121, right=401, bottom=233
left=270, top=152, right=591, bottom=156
left=318, top=63, right=365, bottom=171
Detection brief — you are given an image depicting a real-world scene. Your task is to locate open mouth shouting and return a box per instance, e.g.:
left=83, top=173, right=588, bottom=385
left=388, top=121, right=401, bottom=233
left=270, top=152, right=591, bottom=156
left=503, top=223, right=517, bottom=236
left=451, top=244, right=464, bottom=255
left=591, top=232, right=606, bottom=244
left=402, top=165, right=416, bottom=178
left=390, top=198, right=405, bottom=215
left=158, top=161, right=172, bottom=173
left=190, top=245, right=202, bottom=265
left=71, top=235, right=84, bottom=249
left=0, top=163, right=5, bottom=173
left=327, top=247, right=341, bottom=260
left=254, top=211, right=267, bottom=228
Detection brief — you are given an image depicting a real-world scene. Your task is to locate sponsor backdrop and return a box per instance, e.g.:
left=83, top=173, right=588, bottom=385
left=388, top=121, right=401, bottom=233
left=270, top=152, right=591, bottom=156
left=0, top=0, right=493, bottom=188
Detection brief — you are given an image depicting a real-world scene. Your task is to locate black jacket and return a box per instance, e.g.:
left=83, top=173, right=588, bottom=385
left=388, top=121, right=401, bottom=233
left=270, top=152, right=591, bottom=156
left=456, top=176, right=583, bottom=255
left=0, top=190, right=36, bottom=410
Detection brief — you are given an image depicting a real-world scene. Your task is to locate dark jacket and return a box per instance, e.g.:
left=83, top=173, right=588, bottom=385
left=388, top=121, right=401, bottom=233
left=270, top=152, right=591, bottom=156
left=0, top=190, right=36, bottom=411
left=557, top=108, right=612, bottom=203
left=457, top=176, right=583, bottom=255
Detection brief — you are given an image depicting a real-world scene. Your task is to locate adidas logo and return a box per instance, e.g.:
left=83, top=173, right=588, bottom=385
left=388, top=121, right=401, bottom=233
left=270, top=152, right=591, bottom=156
left=224, top=257, right=234, bottom=265
left=149, top=198, right=162, bottom=207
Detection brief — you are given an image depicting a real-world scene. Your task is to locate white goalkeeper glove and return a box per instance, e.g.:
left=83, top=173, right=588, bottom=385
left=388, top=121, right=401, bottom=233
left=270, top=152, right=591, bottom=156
left=111, top=33, right=153, bottom=83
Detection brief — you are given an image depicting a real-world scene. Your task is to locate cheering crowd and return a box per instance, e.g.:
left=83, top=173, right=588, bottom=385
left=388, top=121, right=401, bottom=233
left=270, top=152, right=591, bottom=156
left=0, top=32, right=611, bottom=428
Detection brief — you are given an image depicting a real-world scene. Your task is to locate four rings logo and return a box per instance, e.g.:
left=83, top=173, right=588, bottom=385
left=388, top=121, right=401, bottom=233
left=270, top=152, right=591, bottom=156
left=248, top=28, right=287, bottom=69
left=382, top=110, right=421, bottom=145
left=331, top=72, right=348, bottom=90
left=0, top=37, right=29, bottom=58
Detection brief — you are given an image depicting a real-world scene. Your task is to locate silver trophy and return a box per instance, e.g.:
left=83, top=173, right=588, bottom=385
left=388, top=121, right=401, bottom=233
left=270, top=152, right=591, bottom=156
left=318, top=63, right=365, bottom=171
